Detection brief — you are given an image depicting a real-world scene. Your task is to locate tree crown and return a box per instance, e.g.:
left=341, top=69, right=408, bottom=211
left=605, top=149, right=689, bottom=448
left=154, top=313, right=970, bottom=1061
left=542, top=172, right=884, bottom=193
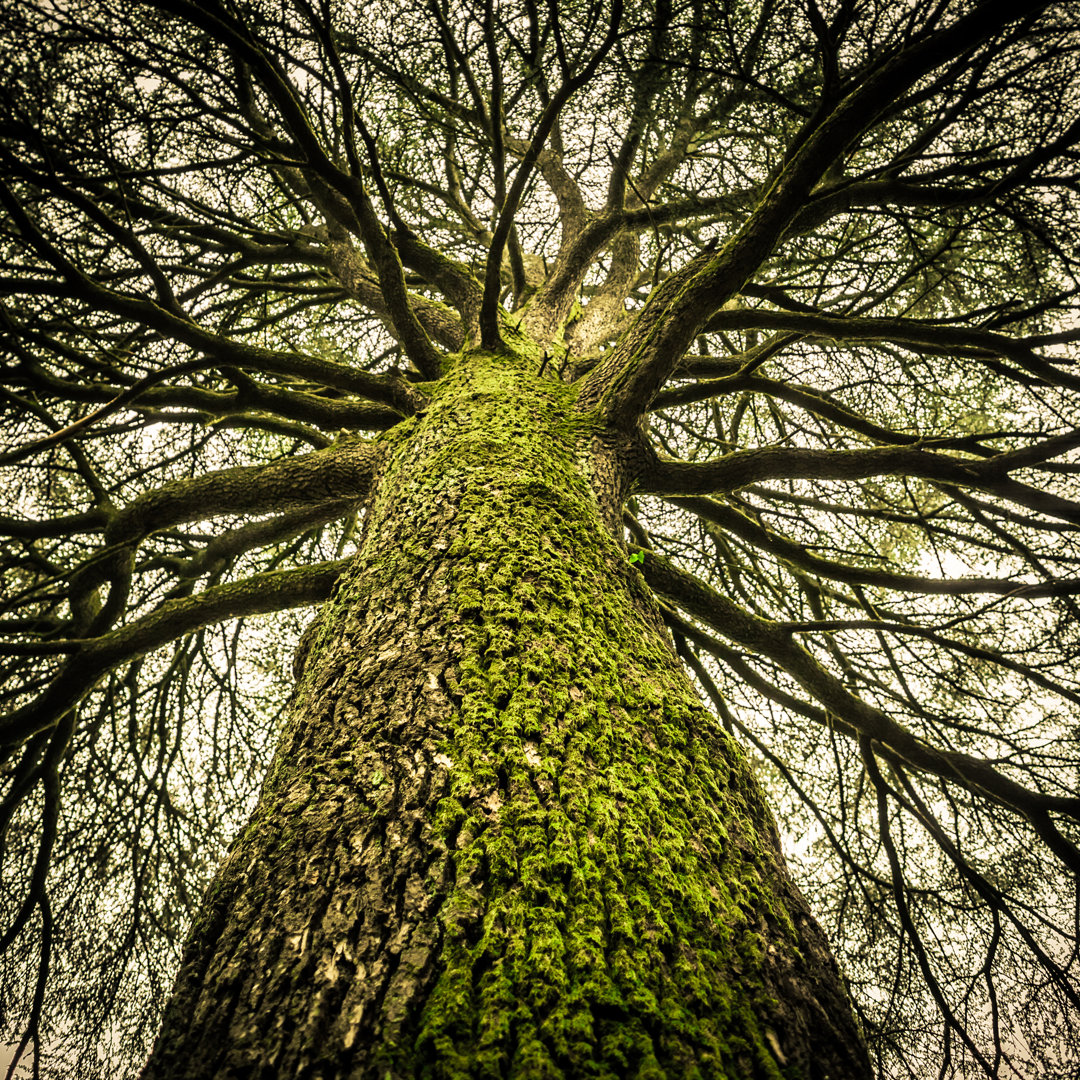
left=2, top=0, right=1079, bottom=1076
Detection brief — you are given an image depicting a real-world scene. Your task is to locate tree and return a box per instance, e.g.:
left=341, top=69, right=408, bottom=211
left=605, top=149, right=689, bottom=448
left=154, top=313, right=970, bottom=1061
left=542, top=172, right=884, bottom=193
left=1, top=0, right=1079, bottom=1075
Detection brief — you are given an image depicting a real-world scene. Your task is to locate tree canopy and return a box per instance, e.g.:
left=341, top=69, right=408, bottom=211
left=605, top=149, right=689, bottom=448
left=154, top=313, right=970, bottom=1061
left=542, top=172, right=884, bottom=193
left=1, top=0, right=1079, bottom=1076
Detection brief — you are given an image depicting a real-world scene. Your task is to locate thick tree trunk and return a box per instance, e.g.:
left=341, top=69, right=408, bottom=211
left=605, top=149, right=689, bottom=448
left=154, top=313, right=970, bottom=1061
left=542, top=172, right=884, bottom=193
left=142, top=349, right=870, bottom=1079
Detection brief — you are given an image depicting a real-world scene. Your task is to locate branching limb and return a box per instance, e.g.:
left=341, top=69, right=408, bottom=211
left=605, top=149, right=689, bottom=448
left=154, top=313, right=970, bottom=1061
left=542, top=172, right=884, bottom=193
left=640, top=442, right=1080, bottom=526
left=705, top=307, right=1080, bottom=393
left=577, top=0, right=1051, bottom=427
left=3, top=341, right=402, bottom=439
left=102, top=437, right=384, bottom=548
left=671, top=496, right=1080, bottom=598
left=640, top=550, right=1080, bottom=867
left=1, top=436, right=380, bottom=670
left=0, top=558, right=346, bottom=748
left=0, top=177, right=425, bottom=413
left=479, top=0, right=623, bottom=346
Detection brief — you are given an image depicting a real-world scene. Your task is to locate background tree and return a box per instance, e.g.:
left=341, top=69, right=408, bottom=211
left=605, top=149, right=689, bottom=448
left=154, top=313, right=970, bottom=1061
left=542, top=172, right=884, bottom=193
left=1, top=0, right=1079, bottom=1076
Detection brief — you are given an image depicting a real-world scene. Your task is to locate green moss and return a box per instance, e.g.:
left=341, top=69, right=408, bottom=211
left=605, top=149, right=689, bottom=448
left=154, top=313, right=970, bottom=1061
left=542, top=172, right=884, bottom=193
left=270, top=345, right=820, bottom=1077
left=337, top=349, right=785, bottom=1075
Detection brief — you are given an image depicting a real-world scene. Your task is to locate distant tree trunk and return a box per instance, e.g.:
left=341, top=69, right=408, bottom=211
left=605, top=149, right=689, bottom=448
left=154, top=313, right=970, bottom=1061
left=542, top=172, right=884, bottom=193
left=142, top=348, right=870, bottom=1079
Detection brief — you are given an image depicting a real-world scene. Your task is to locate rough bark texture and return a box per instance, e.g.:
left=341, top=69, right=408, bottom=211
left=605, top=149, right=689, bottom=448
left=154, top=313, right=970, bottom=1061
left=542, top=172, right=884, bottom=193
left=142, top=348, right=870, bottom=1079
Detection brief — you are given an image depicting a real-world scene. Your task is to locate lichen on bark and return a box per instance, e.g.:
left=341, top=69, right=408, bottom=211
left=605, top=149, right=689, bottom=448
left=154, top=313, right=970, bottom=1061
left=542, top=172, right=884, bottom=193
left=142, top=345, right=869, bottom=1080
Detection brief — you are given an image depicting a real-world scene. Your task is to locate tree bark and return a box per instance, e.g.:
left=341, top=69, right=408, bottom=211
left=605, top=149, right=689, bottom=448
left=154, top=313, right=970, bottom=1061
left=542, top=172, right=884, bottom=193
left=142, top=347, right=871, bottom=1079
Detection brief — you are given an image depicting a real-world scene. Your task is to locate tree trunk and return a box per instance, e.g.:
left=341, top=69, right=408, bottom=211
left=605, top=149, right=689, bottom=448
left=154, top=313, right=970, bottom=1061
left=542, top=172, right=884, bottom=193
left=142, top=348, right=871, bottom=1079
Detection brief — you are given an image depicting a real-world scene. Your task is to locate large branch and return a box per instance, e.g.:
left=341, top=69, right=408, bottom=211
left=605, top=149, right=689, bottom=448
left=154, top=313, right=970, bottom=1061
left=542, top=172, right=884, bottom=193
left=322, top=236, right=466, bottom=352
left=620, top=173, right=1060, bottom=248
left=0, top=558, right=346, bottom=748
left=672, top=496, right=1080, bottom=598
left=785, top=171, right=1077, bottom=238
left=705, top=308, right=1080, bottom=392
left=577, top=0, right=1050, bottom=427
left=653, top=371, right=956, bottom=451
left=640, top=551, right=1080, bottom=872
left=478, top=0, right=623, bottom=346
left=2, top=356, right=400, bottom=456
left=228, top=48, right=470, bottom=356
left=640, top=442, right=1080, bottom=525
left=305, top=14, right=449, bottom=378
left=105, top=437, right=384, bottom=547
left=57, top=436, right=382, bottom=642
left=0, top=179, right=426, bottom=414
left=332, top=182, right=447, bottom=378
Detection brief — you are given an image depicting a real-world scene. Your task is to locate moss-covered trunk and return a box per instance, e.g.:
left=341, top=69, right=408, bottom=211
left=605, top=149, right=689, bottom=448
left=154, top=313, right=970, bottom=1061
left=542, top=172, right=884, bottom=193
left=142, top=348, right=870, bottom=1079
